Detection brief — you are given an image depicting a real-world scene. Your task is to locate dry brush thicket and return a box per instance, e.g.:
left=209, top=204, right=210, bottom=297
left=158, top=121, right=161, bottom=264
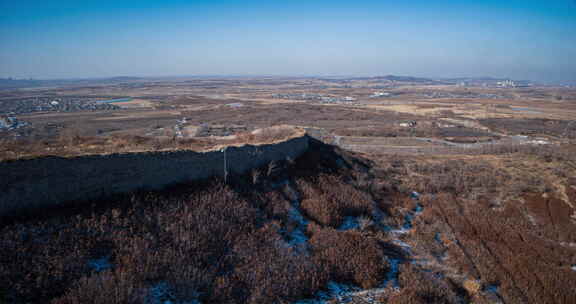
left=1, top=139, right=575, bottom=303
left=0, top=140, right=403, bottom=303
left=367, top=144, right=576, bottom=304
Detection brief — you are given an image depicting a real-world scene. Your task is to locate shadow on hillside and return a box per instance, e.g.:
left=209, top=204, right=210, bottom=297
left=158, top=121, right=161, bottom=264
left=0, top=137, right=369, bottom=228
left=0, top=136, right=421, bottom=304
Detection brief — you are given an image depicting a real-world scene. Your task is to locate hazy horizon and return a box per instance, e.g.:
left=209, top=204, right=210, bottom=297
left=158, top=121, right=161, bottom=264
left=1, top=0, right=575, bottom=83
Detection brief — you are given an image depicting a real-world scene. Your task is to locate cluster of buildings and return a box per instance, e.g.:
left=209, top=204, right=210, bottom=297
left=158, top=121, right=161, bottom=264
left=496, top=80, right=517, bottom=88
left=272, top=93, right=356, bottom=103
left=456, top=79, right=531, bottom=88
left=370, top=91, right=392, bottom=98
left=417, top=91, right=510, bottom=99
left=0, top=96, right=120, bottom=115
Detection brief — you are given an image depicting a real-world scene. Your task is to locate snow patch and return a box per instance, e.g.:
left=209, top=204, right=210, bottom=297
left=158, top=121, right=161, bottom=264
left=380, top=258, right=401, bottom=290
left=88, top=256, right=112, bottom=272
left=289, top=204, right=307, bottom=226
left=414, top=204, right=423, bottom=213
left=226, top=102, right=244, bottom=108
left=286, top=203, right=309, bottom=249
left=402, top=203, right=423, bottom=230
left=434, top=232, right=443, bottom=244
left=146, top=282, right=174, bottom=304
left=392, top=239, right=412, bottom=254
left=287, top=226, right=308, bottom=247
left=294, top=281, right=361, bottom=304
left=388, top=227, right=410, bottom=235
left=526, top=214, right=537, bottom=226
left=529, top=139, right=550, bottom=145
left=296, top=191, right=425, bottom=303
left=483, top=284, right=504, bottom=303
left=145, top=282, right=201, bottom=304
left=485, top=284, right=499, bottom=294
left=338, top=216, right=360, bottom=231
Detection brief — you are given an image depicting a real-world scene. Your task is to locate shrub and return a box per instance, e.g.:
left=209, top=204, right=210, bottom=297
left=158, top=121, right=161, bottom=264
left=297, top=174, right=373, bottom=227
left=309, top=227, right=387, bottom=289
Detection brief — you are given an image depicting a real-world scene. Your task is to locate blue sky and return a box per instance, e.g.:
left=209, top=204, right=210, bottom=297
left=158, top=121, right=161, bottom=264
left=1, top=0, right=575, bottom=82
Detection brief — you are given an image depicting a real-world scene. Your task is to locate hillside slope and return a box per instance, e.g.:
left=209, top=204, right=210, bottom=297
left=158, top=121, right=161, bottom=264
left=1, top=139, right=575, bottom=303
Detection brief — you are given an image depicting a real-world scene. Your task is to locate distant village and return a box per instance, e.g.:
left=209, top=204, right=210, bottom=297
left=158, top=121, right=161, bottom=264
left=272, top=93, right=357, bottom=103
left=0, top=96, right=121, bottom=116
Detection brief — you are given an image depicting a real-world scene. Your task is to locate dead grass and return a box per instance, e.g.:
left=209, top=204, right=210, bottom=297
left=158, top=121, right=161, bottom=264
left=308, top=226, right=387, bottom=289
left=297, top=174, right=373, bottom=227
left=0, top=141, right=392, bottom=304
left=2, top=138, right=575, bottom=304
left=0, top=125, right=304, bottom=161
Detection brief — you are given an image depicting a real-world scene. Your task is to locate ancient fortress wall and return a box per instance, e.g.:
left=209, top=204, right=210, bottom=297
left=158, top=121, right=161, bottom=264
left=0, top=135, right=309, bottom=217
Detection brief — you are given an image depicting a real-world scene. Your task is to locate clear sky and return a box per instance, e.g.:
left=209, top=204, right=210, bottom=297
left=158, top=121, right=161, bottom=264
left=1, top=0, right=575, bottom=82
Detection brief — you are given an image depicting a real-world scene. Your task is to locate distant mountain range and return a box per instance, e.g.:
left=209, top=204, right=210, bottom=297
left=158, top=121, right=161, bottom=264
left=375, top=75, right=443, bottom=83
left=0, top=77, right=145, bottom=90
left=0, top=75, right=562, bottom=90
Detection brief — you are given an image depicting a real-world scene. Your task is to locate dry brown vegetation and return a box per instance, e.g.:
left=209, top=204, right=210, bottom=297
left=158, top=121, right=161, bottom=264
left=0, top=140, right=406, bottom=303
left=297, top=174, right=373, bottom=227
left=370, top=143, right=576, bottom=200
left=2, top=137, right=576, bottom=303
left=0, top=125, right=302, bottom=161
left=308, top=227, right=387, bottom=289
left=364, top=143, right=576, bottom=304
left=480, top=117, right=576, bottom=139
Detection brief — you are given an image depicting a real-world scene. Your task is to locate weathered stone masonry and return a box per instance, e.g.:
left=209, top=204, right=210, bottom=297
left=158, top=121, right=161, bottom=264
left=0, top=135, right=309, bottom=217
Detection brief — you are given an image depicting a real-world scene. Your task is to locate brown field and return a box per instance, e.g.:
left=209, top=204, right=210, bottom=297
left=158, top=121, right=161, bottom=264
left=0, top=125, right=302, bottom=161
left=1, top=77, right=576, bottom=303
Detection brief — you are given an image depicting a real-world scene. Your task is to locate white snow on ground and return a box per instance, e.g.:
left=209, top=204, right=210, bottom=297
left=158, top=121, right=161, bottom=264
left=146, top=282, right=174, bottom=304
left=380, top=258, right=401, bottom=289
left=377, top=192, right=423, bottom=290
left=388, top=227, right=410, bottom=235
left=483, top=284, right=505, bottom=303
left=286, top=202, right=310, bottom=249
left=526, top=214, right=538, bottom=226
left=414, top=203, right=423, bottom=213
left=485, top=285, right=499, bottom=293
left=338, top=216, right=360, bottom=231
left=528, top=139, right=550, bottom=145
left=275, top=180, right=310, bottom=249
left=402, top=200, right=423, bottom=230
left=294, top=281, right=361, bottom=304
left=287, top=225, right=309, bottom=247
left=226, top=102, right=244, bottom=108
left=373, top=204, right=402, bottom=235
left=88, top=256, right=112, bottom=272
left=145, top=282, right=201, bottom=304
left=289, top=204, right=308, bottom=226
left=434, top=232, right=443, bottom=244
left=402, top=214, right=415, bottom=230
left=294, top=191, right=425, bottom=303
left=392, top=239, right=413, bottom=254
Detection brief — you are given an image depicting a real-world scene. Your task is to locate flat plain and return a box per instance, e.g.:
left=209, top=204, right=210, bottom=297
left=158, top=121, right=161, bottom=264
left=1, top=76, right=575, bottom=303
